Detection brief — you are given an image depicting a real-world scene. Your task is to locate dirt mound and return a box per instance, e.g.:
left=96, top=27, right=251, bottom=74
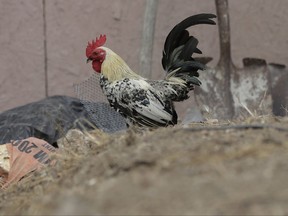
left=1, top=116, right=288, bottom=215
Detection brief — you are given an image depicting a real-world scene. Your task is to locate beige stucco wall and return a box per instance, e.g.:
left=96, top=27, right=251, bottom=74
left=0, top=1, right=45, bottom=110
left=0, top=0, right=287, bottom=112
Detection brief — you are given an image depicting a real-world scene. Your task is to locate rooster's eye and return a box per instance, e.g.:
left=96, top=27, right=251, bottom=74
left=93, top=50, right=101, bottom=56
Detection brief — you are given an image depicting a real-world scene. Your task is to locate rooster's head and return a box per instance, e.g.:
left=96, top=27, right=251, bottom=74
left=86, top=34, right=107, bottom=73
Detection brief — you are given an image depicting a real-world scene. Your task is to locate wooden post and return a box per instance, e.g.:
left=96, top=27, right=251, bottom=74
left=42, top=0, right=48, bottom=97
left=215, top=0, right=235, bottom=118
left=139, top=0, right=159, bottom=78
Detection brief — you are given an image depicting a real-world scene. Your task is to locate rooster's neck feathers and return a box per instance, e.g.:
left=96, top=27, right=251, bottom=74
left=101, top=47, right=142, bottom=82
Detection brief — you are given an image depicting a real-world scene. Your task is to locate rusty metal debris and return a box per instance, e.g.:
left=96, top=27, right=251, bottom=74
left=195, top=0, right=288, bottom=119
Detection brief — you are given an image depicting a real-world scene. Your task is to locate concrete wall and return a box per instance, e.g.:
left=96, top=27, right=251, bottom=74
left=0, top=0, right=287, bottom=112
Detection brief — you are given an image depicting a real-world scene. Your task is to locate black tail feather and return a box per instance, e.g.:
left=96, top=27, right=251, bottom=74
left=179, top=36, right=199, bottom=61
left=194, top=48, right=202, bottom=54
left=170, top=61, right=206, bottom=73
left=162, top=13, right=216, bottom=81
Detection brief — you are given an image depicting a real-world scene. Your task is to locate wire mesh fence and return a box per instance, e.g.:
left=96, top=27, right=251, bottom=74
left=74, top=74, right=127, bottom=133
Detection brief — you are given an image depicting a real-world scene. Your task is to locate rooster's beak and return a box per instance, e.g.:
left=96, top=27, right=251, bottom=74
left=86, top=58, right=92, bottom=63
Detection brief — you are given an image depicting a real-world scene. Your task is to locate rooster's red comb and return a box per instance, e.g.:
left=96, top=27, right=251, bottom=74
left=86, top=34, right=106, bottom=58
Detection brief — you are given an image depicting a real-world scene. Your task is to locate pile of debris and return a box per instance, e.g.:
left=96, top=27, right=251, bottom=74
left=0, top=95, right=125, bottom=188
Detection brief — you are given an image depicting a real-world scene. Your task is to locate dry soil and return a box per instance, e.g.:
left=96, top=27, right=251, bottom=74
left=1, top=115, right=288, bottom=215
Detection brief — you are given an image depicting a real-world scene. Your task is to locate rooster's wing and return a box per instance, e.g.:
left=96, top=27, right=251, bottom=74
left=101, top=77, right=177, bottom=127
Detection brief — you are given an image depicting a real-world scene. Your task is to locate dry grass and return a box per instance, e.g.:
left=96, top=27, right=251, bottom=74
left=0, top=116, right=288, bottom=215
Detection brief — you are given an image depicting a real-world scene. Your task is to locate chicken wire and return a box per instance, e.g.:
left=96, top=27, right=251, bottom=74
left=74, top=73, right=127, bottom=133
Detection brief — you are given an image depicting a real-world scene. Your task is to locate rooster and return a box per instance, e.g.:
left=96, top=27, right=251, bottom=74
left=86, top=13, right=216, bottom=127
